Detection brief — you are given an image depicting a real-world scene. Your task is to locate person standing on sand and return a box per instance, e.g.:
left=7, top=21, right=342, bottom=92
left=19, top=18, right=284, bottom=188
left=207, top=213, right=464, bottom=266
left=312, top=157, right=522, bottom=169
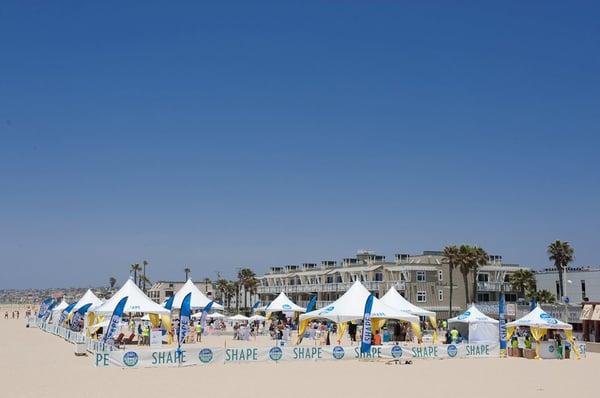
left=195, top=322, right=202, bottom=342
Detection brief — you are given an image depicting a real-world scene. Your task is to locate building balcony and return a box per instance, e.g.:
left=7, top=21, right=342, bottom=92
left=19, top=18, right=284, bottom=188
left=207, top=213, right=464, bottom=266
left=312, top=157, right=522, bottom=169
left=477, top=282, right=513, bottom=292
left=257, top=281, right=404, bottom=295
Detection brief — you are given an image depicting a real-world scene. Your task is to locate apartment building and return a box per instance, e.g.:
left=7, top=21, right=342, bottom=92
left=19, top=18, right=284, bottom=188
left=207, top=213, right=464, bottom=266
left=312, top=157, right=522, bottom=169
left=148, top=280, right=215, bottom=304
left=257, top=250, right=529, bottom=317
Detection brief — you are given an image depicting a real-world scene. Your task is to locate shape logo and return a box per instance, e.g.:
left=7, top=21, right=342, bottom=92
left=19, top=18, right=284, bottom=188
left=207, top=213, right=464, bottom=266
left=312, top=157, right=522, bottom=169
left=282, top=304, right=291, bottom=310
left=269, top=346, right=283, bottom=361
left=332, top=346, right=345, bottom=360
left=447, top=344, right=458, bottom=358
left=319, top=306, right=335, bottom=315
left=123, top=351, right=139, bottom=367
left=457, top=311, right=470, bottom=321
left=391, top=345, right=403, bottom=358
left=198, top=348, right=213, bottom=363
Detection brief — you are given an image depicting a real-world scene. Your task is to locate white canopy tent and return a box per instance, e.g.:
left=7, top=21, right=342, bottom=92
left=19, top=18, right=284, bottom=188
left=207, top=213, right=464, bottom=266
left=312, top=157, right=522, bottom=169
left=229, top=314, right=249, bottom=321
left=506, top=305, right=572, bottom=330
left=265, top=292, right=306, bottom=313
left=50, top=300, right=69, bottom=322
left=380, top=286, right=435, bottom=317
left=299, top=281, right=418, bottom=324
left=448, top=305, right=499, bottom=343
left=93, top=279, right=170, bottom=315
left=72, top=289, right=104, bottom=312
left=249, top=314, right=266, bottom=322
left=191, top=312, right=226, bottom=319
left=171, top=279, right=224, bottom=310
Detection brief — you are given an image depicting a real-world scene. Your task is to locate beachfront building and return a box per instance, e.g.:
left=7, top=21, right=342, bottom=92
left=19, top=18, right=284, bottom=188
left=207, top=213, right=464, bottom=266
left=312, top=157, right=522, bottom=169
left=257, top=250, right=529, bottom=318
left=148, top=280, right=215, bottom=304
left=535, top=267, right=600, bottom=305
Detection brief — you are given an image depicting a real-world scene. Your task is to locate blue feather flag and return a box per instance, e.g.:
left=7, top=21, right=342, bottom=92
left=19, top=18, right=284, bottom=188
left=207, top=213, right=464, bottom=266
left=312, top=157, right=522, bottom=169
left=178, top=292, right=192, bottom=349
left=103, top=296, right=128, bottom=345
left=360, top=294, right=374, bottom=354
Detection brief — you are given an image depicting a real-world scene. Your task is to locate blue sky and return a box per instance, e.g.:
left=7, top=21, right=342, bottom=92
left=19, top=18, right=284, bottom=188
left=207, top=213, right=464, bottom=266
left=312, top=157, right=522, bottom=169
left=1, top=1, right=599, bottom=288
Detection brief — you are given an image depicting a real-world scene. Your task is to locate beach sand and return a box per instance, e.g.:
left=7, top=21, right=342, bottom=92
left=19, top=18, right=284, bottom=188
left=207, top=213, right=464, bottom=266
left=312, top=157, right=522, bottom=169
left=0, top=312, right=597, bottom=398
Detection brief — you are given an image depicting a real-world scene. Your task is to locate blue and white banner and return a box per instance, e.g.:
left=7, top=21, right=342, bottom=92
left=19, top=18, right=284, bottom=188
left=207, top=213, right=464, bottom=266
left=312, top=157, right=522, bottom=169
left=43, top=300, right=58, bottom=321
left=200, top=301, right=214, bottom=331
left=38, top=298, right=54, bottom=319
left=499, top=293, right=506, bottom=355
left=70, top=303, right=92, bottom=331
left=58, top=303, right=76, bottom=326
left=178, top=292, right=192, bottom=348
left=360, top=294, right=374, bottom=355
left=305, top=296, right=317, bottom=313
left=164, top=295, right=175, bottom=311
left=94, top=342, right=502, bottom=368
left=103, top=296, right=128, bottom=345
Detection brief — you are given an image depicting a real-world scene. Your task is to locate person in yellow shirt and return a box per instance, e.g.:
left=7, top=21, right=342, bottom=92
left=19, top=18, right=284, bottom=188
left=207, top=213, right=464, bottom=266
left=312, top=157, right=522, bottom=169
left=450, top=327, right=459, bottom=343
left=195, top=322, right=202, bottom=342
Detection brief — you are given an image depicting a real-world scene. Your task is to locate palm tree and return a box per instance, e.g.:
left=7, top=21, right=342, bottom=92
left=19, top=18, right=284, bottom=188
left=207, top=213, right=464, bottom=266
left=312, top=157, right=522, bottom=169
left=237, top=268, right=257, bottom=309
left=509, top=270, right=536, bottom=298
left=130, top=263, right=142, bottom=286
left=531, top=289, right=556, bottom=304
left=457, top=245, right=472, bottom=306
left=224, top=281, right=237, bottom=309
left=184, top=267, right=191, bottom=281
left=442, top=245, right=460, bottom=318
left=142, top=260, right=149, bottom=292
left=547, top=240, right=574, bottom=301
left=203, top=277, right=211, bottom=292
left=109, top=277, right=117, bottom=291
left=470, top=246, right=489, bottom=303
left=215, top=278, right=229, bottom=305
left=139, top=275, right=151, bottom=290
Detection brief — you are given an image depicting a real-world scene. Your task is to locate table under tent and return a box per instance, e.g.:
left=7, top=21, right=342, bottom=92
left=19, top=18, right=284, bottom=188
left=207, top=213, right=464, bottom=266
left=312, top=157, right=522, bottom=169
left=505, top=305, right=579, bottom=359
left=298, top=281, right=418, bottom=344
left=447, top=305, right=499, bottom=343
left=380, top=286, right=438, bottom=342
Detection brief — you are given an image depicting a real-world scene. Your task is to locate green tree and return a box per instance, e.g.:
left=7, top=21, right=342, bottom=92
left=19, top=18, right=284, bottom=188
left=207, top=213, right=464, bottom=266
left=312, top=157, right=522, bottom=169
left=531, top=289, right=556, bottom=304
left=509, top=270, right=536, bottom=297
left=215, top=278, right=229, bottom=305
left=184, top=267, right=191, bottom=281
left=547, top=240, right=574, bottom=300
left=457, top=245, right=472, bottom=306
left=470, top=246, right=489, bottom=303
left=109, top=277, right=117, bottom=291
left=142, top=260, right=149, bottom=292
left=139, top=275, right=151, bottom=290
left=442, top=245, right=460, bottom=318
left=237, top=268, right=258, bottom=309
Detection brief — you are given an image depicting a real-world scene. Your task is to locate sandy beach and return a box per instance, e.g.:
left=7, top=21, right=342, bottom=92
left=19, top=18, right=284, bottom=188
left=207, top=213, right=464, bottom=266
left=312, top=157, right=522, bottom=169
left=0, top=309, right=596, bottom=398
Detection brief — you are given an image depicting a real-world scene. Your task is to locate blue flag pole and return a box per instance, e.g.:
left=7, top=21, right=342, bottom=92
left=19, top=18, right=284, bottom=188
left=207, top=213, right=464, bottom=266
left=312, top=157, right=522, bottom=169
left=200, top=301, right=214, bottom=332
left=103, top=296, right=128, bottom=346
left=164, top=295, right=175, bottom=311
left=306, top=296, right=317, bottom=313
left=71, top=303, right=92, bottom=331
left=499, top=292, right=506, bottom=358
left=360, top=294, right=374, bottom=355
left=178, top=292, right=192, bottom=352
left=58, top=303, right=76, bottom=326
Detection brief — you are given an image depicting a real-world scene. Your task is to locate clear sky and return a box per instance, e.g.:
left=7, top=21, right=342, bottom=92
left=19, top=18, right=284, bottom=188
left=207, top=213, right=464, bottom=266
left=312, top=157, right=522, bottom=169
left=1, top=1, right=599, bottom=289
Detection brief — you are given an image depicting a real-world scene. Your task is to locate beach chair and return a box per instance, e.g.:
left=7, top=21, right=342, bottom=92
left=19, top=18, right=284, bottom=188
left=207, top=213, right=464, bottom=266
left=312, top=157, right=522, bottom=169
left=113, top=333, right=125, bottom=345
left=122, top=333, right=135, bottom=345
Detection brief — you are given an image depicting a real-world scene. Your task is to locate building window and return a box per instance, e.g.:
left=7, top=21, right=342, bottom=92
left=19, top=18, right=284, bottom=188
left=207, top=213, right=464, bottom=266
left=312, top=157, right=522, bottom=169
left=438, top=289, right=443, bottom=301
left=417, top=291, right=427, bottom=303
left=477, top=273, right=489, bottom=282
left=438, top=270, right=443, bottom=282
left=416, top=271, right=426, bottom=282
left=477, top=293, right=490, bottom=302
left=505, top=293, right=517, bottom=302
left=336, top=275, right=343, bottom=283
left=374, top=272, right=383, bottom=282
left=326, top=276, right=333, bottom=284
